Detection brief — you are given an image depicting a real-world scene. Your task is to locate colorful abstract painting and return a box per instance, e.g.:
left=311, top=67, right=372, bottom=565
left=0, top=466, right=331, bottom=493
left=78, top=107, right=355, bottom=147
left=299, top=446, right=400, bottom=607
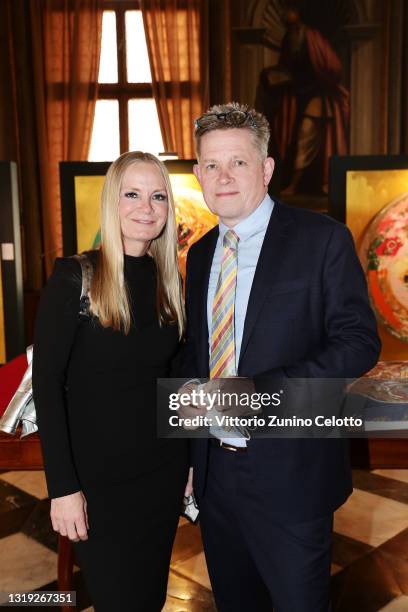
left=73, top=171, right=217, bottom=280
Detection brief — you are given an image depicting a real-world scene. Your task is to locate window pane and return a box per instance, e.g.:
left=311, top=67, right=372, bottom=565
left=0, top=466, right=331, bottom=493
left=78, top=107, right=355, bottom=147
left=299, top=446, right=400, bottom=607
left=128, top=99, right=164, bottom=154
left=98, top=11, right=118, bottom=83
left=125, top=11, right=152, bottom=83
left=88, top=100, right=120, bottom=161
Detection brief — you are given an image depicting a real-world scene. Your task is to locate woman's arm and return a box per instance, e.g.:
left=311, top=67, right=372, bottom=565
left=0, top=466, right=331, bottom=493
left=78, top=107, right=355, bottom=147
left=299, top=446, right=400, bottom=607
left=32, top=257, right=83, bottom=498
left=33, top=257, right=90, bottom=541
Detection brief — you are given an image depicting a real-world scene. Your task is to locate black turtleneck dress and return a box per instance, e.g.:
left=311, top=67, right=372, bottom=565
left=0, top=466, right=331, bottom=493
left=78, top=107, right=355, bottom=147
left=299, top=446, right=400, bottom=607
left=32, top=252, right=188, bottom=611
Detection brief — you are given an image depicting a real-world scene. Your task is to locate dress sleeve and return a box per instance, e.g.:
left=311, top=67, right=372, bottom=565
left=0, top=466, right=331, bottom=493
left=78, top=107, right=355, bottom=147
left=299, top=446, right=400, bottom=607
left=32, top=257, right=83, bottom=499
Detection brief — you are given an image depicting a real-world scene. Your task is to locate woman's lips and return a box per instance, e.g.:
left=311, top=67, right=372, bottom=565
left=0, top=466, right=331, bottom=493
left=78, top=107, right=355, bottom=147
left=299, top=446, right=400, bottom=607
left=131, top=219, right=154, bottom=224
left=215, top=192, right=239, bottom=197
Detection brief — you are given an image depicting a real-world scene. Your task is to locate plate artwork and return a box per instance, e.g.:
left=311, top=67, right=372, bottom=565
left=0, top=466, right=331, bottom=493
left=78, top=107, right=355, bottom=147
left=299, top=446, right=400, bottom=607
left=360, top=192, right=408, bottom=341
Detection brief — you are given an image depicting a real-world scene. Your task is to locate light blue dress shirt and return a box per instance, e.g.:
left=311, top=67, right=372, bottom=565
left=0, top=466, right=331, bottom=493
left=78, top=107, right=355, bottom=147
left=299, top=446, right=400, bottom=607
left=207, top=194, right=274, bottom=445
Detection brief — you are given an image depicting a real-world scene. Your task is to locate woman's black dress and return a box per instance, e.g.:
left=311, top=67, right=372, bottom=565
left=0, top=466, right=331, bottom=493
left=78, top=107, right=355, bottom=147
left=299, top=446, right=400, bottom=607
left=32, top=252, right=188, bottom=611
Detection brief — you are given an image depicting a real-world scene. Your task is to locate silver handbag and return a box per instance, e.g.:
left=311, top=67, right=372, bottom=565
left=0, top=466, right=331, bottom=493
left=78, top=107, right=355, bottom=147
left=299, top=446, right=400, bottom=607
left=0, top=254, right=93, bottom=438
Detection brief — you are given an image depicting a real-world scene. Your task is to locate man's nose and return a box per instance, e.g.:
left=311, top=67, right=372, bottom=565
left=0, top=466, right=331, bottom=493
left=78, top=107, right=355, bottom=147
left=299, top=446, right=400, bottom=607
left=218, top=168, right=233, bottom=184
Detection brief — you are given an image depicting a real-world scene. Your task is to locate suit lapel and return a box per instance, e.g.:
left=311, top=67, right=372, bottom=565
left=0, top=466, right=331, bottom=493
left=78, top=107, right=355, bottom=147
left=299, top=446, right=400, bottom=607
left=238, top=201, right=294, bottom=370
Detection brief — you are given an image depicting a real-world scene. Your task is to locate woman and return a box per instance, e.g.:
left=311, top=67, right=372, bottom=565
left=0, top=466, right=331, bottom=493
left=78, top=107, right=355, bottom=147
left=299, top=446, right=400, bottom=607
left=32, top=152, right=189, bottom=611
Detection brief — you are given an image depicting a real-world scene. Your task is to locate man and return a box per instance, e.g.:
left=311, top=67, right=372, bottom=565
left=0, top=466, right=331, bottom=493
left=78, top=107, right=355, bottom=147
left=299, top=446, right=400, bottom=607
left=182, top=102, right=380, bottom=611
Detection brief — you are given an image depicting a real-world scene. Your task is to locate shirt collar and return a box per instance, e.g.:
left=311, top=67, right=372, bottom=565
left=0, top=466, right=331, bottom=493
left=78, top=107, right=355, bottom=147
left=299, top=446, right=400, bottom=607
left=218, top=194, right=274, bottom=243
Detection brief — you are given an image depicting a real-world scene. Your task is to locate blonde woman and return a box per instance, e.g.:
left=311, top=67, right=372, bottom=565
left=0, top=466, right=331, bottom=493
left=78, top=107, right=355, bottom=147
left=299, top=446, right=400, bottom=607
left=33, top=152, right=189, bottom=611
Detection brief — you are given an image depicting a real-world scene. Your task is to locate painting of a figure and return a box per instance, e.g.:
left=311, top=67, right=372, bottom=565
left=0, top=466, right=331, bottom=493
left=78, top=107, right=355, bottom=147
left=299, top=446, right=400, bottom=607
left=255, top=3, right=349, bottom=195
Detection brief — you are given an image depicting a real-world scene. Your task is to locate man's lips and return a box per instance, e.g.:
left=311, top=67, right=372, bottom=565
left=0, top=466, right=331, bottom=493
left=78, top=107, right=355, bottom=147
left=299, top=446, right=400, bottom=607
left=215, top=191, right=239, bottom=197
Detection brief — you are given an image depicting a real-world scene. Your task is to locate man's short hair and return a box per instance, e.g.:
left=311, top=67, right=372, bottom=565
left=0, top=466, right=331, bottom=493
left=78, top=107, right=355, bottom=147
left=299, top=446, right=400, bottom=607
left=194, top=102, right=270, bottom=160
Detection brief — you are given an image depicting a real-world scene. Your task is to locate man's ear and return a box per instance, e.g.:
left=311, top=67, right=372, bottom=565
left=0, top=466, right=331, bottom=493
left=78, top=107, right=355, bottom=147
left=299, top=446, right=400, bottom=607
left=263, top=157, right=275, bottom=187
left=193, top=163, right=202, bottom=185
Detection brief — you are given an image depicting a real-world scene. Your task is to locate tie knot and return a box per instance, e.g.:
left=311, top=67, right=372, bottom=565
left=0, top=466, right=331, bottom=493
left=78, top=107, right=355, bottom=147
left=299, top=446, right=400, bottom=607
left=224, top=229, right=239, bottom=250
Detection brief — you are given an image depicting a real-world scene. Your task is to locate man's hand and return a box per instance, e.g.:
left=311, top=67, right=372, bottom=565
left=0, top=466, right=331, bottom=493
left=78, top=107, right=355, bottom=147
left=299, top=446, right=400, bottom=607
left=176, top=380, right=208, bottom=428
left=185, top=467, right=193, bottom=497
left=202, top=377, right=258, bottom=417
left=51, top=490, right=89, bottom=542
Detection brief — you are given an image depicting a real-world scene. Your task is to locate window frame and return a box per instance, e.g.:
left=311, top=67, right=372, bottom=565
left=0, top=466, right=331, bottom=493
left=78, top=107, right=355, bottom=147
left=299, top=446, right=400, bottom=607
left=98, top=0, right=154, bottom=153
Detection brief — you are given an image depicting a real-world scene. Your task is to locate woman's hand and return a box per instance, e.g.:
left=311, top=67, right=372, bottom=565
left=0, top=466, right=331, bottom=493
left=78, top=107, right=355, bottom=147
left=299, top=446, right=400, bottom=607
left=50, top=491, right=89, bottom=542
left=184, top=467, right=193, bottom=497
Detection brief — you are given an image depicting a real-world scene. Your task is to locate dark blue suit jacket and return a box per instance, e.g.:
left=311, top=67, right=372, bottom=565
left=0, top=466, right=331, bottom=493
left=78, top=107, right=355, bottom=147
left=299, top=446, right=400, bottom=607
left=183, top=201, right=381, bottom=521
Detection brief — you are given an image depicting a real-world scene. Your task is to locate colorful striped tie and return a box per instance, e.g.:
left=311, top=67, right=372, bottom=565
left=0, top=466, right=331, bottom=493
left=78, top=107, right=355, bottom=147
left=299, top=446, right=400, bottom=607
left=210, top=230, right=239, bottom=379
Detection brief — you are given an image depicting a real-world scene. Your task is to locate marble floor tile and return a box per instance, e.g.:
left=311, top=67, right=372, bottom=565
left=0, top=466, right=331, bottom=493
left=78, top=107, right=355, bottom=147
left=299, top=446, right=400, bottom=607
left=334, top=488, right=408, bottom=547
left=21, top=498, right=58, bottom=553
left=0, top=471, right=48, bottom=500
left=353, top=470, right=408, bottom=505
left=331, top=551, right=402, bottom=612
left=379, top=595, right=408, bottom=610
left=173, top=551, right=212, bottom=591
left=166, top=570, right=215, bottom=611
left=332, top=531, right=374, bottom=567
left=378, top=527, right=408, bottom=561
left=0, top=480, right=37, bottom=539
left=0, top=533, right=57, bottom=603
left=374, top=470, right=408, bottom=485
left=171, top=523, right=204, bottom=566
left=37, top=569, right=91, bottom=611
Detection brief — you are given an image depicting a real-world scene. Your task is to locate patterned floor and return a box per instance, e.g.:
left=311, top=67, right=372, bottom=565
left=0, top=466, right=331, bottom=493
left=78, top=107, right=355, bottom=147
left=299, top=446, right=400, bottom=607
left=0, top=469, right=408, bottom=611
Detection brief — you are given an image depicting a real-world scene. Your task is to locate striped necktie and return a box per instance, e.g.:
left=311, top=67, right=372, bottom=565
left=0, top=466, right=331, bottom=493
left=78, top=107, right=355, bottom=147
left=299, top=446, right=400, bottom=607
left=210, top=229, right=239, bottom=379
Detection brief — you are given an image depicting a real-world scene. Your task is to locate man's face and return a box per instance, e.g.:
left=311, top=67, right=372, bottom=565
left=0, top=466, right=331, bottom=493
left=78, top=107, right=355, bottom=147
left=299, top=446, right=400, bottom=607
left=194, top=128, right=274, bottom=227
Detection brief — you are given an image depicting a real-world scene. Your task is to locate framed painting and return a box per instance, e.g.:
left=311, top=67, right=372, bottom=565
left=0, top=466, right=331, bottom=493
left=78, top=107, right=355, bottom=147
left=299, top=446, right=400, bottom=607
left=329, top=155, right=408, bottom=361
left=0, top=258, right=5, bottom=363
left=60, top=160, right=217, bottom=280
left=0, top=161, right=24, bottom=363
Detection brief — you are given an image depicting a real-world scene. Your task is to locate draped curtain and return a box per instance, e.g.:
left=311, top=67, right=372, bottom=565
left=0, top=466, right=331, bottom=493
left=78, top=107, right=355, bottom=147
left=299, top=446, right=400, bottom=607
left=31, top=0, right=103, bottom=275
left=141, top=0, right=209, bottom=159
left=0, top=0, right=102, bottom=284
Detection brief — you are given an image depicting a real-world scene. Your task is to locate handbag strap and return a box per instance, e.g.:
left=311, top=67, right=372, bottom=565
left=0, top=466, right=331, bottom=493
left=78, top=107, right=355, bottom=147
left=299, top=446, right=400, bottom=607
left=72, top=253, right=94, bottom=318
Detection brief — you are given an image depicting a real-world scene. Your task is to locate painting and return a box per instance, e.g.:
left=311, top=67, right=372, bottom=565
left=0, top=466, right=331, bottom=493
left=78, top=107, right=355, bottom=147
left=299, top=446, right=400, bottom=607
left=0, top=161, right=24, bottom=362
left=60, top=161, right=217, bottom=279
left=0, top=258, right=5, bottom=364
left=233, top=0, right=357, bottom=197
left=329, top=155, right=408, bottom=361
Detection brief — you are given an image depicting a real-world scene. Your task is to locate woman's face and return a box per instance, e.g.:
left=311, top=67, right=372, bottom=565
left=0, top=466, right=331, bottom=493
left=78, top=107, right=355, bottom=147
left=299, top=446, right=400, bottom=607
left=118, top=162, right=169, bottom=256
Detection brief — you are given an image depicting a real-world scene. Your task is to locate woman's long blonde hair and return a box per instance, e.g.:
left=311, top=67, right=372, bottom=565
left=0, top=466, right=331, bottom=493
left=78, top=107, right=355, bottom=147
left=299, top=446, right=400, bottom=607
left=90, top=151, right=185, bottom=337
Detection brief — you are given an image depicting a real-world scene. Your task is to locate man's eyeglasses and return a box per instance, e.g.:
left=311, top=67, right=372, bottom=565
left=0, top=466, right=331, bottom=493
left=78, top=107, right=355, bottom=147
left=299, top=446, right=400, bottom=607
left=194, top=110, right=257, bottom=130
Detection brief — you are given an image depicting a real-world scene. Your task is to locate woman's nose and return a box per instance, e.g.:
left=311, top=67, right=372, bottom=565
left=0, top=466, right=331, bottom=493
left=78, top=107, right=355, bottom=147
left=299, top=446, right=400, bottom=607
left=136, top=196, right=154, bottom=213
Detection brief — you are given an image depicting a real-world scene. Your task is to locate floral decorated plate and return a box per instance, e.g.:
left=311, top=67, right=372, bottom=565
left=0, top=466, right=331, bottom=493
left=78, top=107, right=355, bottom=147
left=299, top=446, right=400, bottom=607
left=359, top=192, right=408, bottom=341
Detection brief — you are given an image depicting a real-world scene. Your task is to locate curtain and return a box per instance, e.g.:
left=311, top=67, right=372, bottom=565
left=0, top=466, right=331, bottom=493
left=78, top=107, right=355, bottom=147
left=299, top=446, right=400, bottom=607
left=141, top=0, right=209, bottom=159
left=0, top=0, right=102, bottom=283
left=0, top=1, right=44, bottom=291
left=31, top=0, right=103, bottom=275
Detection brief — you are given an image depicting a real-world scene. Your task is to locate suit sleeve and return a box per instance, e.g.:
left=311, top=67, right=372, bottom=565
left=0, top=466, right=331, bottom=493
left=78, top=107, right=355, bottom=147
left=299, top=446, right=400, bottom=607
left=32, top=258, right=82, bottom=499
left=257, top=223, right=381, bottom=381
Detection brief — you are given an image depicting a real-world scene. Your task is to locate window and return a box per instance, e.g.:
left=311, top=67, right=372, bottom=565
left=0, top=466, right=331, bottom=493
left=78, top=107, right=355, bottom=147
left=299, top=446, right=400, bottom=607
left=88, top=3, right=164, bottom=161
